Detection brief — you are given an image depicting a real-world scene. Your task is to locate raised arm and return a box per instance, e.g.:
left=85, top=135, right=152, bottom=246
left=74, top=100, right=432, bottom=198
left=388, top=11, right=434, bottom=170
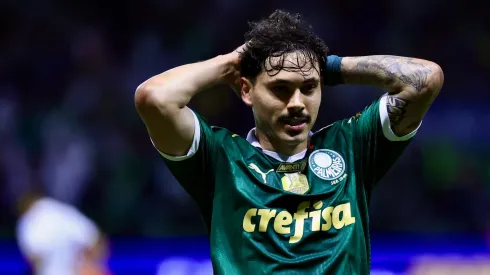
left=134, top=47, right=242, bottom=156
left=340, top=56, right=444, bottom=136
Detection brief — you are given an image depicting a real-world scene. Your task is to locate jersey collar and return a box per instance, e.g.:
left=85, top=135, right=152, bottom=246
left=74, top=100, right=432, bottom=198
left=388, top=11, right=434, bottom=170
left=246, top=128, right=312, bottom=163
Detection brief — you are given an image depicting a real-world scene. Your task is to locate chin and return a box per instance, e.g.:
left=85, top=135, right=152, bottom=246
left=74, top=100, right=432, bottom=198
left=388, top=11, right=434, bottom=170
left=278, top=129, right=309, bottom=145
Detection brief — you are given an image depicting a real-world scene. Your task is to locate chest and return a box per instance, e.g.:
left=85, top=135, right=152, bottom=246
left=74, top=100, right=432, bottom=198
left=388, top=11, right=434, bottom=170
left=218, top=146, right=356, bottom=201
left=213, top=154, right=359, bottom=247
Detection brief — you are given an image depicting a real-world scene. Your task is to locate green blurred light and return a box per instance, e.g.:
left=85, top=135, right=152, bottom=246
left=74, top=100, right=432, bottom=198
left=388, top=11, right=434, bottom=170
left=421, top=140, right=459, bottom=189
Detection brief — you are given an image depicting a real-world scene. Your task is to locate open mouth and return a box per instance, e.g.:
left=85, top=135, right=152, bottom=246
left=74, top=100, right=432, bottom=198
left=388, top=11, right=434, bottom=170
left=282, top=117, right=309, bottom=132
left=285, top=117, right=308, bottom=126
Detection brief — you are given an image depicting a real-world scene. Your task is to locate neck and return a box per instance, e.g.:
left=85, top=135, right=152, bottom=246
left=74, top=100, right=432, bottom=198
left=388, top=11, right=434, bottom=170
left=255, top=128, right=307, bottom=156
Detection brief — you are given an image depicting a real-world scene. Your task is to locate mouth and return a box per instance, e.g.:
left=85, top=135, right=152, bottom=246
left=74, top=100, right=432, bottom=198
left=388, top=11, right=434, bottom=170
left=281, top=116, right=309, bottom=132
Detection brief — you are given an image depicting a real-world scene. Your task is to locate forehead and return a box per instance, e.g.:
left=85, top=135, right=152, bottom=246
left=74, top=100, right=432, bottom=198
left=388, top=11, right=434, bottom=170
left=256, top=51, right=321, bottom=84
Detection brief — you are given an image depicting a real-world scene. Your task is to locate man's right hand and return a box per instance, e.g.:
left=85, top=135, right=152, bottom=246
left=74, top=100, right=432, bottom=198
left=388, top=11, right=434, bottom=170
left=135, top=44, right=248, bottom=158
left=221, top=43, right=248, bottom=95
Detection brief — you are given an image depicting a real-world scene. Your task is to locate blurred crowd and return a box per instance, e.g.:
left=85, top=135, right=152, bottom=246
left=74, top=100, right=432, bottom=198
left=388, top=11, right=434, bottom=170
left=0, top=0, right=489, bottom=237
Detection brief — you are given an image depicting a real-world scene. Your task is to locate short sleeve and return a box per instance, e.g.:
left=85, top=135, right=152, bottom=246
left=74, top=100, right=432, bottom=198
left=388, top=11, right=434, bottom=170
left=155, top=110, right=202, bottom=161
left=352, top=94, right=420, bottom=190
left=155, top=110, right=218, bottom=224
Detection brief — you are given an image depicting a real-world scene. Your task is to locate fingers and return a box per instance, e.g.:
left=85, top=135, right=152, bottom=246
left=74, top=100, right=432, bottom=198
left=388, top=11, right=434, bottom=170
left=234, top=44, right=246, bottom=55
left=235, top=41, right=252, bottom=55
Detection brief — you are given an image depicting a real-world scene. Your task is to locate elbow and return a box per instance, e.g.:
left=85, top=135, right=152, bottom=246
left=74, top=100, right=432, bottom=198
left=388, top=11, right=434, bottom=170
left=426, top=62, right=444, bottom=94
left=134, top=82, right=168, bottom=116
left=134, top=81, right=180, bottom=118
left=134, top=82, right=154, bottom=114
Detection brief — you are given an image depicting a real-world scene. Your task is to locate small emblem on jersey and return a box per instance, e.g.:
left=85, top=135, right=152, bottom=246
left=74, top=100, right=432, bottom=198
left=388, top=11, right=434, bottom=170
left=248, top=163, right=274, bottom=184
left=276, top=160, right=307, bottom=173
left=309, top=149, right=346, bottom=181
left=281, top=173, right=309, bottom=194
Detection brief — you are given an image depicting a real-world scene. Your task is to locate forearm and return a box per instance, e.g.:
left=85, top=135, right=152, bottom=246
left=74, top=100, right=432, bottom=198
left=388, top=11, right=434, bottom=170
left=325, top=54, right=444, bottom=135
left=135, top=54, right=234, bottom=110
left=340, top=55, right=441, bottom=96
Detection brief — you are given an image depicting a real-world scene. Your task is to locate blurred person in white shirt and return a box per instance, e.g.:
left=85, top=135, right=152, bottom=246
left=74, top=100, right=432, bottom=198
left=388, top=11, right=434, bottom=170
left=15, top=187, right=110, bottom=275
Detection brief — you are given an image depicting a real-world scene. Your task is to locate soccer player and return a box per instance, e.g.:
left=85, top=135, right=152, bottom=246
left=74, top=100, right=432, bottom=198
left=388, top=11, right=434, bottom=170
left=16, top=189, right=110, bottom=275
left=135, top=10, right=444, bottom=274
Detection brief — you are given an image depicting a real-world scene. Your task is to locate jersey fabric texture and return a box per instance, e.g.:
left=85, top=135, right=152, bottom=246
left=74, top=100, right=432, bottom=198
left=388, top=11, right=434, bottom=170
left=158, top=94, right=418, bottom=274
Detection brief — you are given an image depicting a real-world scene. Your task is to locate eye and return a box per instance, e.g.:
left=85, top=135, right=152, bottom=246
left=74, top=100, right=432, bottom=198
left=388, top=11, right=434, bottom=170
left=271, top=85, right=290, bottom=94
left=301, top=83, right=317, bottom=94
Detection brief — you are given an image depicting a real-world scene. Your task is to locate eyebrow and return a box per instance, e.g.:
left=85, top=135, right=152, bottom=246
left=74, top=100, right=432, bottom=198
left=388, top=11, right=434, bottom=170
left=266, top=77, right=320, bottom=85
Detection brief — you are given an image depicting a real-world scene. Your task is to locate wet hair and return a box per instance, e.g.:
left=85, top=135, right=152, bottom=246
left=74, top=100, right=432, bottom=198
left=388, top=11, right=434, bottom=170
left=240, top=9, right=329, bottom=83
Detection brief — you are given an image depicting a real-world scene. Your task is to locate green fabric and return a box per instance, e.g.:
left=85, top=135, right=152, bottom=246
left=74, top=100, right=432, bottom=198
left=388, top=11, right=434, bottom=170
left=164, top=98, right=412, bottom=274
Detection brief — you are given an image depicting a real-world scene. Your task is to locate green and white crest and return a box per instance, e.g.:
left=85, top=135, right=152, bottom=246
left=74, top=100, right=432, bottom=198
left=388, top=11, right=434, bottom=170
left=308, top=149, right=346, bottom=181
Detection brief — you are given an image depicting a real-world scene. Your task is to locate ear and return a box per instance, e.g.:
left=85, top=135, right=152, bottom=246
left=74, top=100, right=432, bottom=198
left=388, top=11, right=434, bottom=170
left=240, top=77, right=254, bottom=107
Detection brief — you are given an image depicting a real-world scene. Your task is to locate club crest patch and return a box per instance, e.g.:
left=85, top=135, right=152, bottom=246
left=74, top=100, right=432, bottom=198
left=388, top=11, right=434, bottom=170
left=308, top=149, right=346, bottom=181
left=281, top=173, right=309, bottom=194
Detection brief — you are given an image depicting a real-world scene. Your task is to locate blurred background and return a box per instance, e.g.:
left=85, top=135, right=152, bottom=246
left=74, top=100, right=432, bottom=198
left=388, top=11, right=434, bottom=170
left=0, top=0, right=489, bottom=274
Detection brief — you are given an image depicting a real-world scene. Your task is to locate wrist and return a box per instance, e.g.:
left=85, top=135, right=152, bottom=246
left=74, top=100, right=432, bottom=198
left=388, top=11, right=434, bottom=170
left=324, top=55, right=344, bottom=86
left=208, top=55, right=234, bottom=82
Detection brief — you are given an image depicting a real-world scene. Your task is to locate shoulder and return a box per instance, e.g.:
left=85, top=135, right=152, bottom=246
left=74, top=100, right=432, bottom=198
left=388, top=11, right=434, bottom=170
left=207, top=125, right=261, bottom=161
left=207, top=122, right=249, bottom=142
left=312, top=117, right=355, bottom=140
left=210, top=126, right=251, bottom=150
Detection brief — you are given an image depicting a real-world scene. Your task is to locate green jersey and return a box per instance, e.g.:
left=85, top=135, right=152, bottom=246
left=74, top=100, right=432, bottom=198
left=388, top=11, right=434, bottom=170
left=162, top=96, right=414, bottom=274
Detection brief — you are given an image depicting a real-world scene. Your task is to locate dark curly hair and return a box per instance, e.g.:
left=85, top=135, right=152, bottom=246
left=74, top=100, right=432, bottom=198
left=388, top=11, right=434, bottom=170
left=240, top=10, right=329, bottom=82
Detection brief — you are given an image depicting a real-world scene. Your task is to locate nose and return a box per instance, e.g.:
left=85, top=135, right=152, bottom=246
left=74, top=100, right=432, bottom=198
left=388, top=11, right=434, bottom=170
left=287, top=89, right=305, bottom=113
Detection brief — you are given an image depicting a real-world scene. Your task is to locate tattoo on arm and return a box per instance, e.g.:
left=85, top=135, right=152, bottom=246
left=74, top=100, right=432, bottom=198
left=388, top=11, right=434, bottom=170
left=387, top=95, right=409, bottom=128
left=352, top=56, right=432, bottom=92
